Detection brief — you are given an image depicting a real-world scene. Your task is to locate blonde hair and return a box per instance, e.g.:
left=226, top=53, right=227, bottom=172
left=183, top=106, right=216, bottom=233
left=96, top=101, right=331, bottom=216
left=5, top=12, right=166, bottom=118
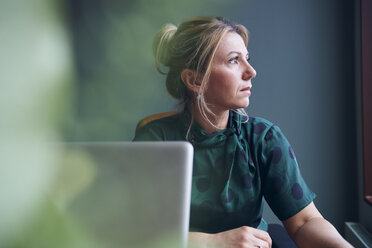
left=153, top=16, right=249, bottom=132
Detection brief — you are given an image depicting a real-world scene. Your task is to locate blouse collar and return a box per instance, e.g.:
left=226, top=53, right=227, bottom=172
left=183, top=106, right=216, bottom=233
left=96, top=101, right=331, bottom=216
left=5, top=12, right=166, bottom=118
left=180, top=109, right=246, bottom=147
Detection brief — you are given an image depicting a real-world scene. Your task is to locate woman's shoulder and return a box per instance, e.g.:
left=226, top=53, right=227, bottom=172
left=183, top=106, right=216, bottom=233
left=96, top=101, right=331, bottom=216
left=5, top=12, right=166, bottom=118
left=244, top=116, right=276, bottom=134
left=242, top=115, right=289, bottom=144
left=246, top=116, right=275, bottom=126
left=133, top=112, right=186, bottom=141
left=141, top=112, right=180, bottom=127
left=243, top=116, right=294, bottom=155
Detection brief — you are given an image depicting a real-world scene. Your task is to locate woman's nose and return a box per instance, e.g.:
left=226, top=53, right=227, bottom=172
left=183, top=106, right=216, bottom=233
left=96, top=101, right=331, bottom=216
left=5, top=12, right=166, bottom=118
left=243, top=62, right=257, bottom=80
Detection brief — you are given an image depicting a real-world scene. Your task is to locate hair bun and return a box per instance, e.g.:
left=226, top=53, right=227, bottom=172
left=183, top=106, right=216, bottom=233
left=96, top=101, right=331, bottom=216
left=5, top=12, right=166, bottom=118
left=153, top=24, right=177, bottom=74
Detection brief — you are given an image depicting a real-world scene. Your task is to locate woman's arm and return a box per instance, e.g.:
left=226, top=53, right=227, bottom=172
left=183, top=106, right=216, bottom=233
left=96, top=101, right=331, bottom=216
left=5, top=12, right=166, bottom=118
left=188, top=226, right=272, bottom=248
left=283, top=202, right=352, bottom=248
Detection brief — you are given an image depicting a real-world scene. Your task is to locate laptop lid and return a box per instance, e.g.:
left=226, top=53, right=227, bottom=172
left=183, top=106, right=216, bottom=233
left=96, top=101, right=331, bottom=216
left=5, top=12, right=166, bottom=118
left=55, top=141, right=193, bottom=248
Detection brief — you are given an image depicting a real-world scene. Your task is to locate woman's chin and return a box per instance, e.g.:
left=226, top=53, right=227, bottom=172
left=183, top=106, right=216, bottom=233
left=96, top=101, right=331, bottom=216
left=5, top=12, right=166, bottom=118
left=240, top=99, right=250, bottom=108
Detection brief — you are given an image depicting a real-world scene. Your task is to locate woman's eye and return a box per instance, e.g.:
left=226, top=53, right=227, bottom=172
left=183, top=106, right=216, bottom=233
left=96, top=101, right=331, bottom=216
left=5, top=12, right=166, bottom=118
left=228, top=56, right=239, bottom=64
left=246, top=57, right=251, bottom=62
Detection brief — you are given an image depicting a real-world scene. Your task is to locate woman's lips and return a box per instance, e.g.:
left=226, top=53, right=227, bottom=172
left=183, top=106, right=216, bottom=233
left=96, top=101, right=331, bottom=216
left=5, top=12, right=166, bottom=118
left=240, top=87, right=251, bottom=95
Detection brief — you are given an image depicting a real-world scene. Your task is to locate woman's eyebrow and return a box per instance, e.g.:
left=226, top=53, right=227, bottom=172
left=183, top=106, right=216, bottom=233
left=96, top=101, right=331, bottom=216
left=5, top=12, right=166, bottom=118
left=227, top=51, right=249, bottom=57
left=227, top=51, right=240, bottom=56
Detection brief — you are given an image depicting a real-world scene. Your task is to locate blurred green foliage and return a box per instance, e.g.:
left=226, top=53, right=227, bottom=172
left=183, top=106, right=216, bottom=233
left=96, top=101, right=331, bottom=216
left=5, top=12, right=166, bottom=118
left=0, top=0, right=76, bottom=246
left=0, top=0, right=236, bottom=246
left=8, top=200, right=99, bottom=248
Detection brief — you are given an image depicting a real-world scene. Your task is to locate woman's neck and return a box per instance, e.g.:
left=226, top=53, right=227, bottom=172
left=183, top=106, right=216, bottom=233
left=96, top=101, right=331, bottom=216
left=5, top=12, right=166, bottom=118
left=189, top=103, right=229, bottom=134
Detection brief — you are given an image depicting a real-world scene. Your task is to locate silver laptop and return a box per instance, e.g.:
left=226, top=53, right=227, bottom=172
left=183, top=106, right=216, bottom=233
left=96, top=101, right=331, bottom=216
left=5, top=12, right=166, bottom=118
left=56, top=141, right=193, bottom=248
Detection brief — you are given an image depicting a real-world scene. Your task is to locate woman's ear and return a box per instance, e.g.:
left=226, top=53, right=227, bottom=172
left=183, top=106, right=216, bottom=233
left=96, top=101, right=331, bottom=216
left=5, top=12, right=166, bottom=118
left=181, top=69, right=200, bottom=94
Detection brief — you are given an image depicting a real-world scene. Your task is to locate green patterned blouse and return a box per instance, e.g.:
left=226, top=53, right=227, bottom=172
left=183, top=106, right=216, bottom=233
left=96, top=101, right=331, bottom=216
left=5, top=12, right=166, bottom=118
left=133, top=110, right=316, bottom=233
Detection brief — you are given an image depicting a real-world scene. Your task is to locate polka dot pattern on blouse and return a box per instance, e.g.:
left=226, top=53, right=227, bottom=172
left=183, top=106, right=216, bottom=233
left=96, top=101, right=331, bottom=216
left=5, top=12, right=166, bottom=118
left=133, top=110, right=316, bottom=233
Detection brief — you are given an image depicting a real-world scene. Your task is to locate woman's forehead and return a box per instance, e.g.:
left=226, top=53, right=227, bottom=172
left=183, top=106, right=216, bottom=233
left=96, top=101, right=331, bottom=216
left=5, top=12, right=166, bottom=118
left=216, top=32, right=248, bottom=57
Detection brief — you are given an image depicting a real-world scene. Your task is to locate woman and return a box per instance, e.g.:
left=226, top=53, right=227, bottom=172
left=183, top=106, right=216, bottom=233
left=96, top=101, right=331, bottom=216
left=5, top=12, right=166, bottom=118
left=133, top=16, right=351, bottom=248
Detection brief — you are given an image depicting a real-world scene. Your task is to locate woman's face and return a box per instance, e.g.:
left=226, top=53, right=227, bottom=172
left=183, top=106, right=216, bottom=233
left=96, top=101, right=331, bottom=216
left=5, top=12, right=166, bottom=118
left=203, top=32, right=256, bottom=112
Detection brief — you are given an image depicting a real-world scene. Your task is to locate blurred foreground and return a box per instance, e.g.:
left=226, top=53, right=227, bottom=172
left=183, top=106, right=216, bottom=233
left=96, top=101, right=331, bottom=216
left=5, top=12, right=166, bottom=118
left=0, top=0, right=228, bottom=247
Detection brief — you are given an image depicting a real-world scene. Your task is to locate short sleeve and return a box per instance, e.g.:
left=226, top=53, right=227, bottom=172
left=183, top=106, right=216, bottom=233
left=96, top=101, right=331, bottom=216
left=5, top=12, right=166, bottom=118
left=258, top=125, right=316, bottom=221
